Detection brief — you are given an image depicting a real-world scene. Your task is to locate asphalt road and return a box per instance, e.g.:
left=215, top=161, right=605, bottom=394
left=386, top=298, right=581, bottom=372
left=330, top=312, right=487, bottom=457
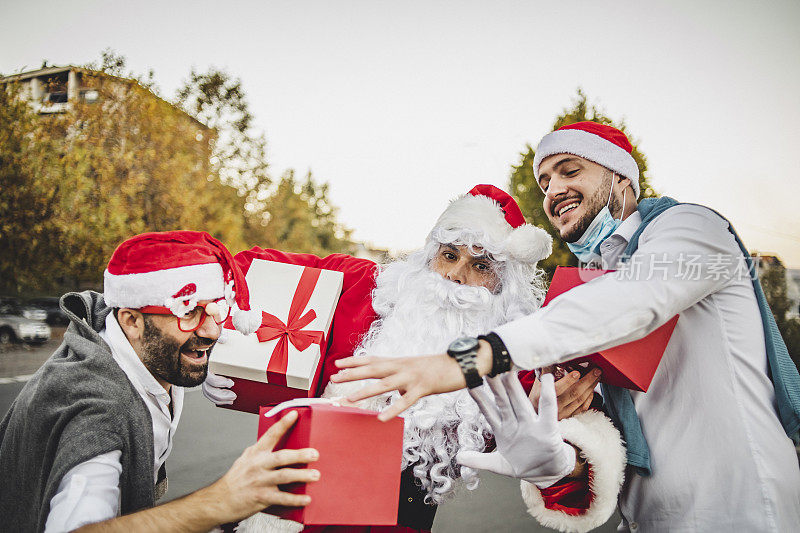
left=0, top=337, right=620, bottom=532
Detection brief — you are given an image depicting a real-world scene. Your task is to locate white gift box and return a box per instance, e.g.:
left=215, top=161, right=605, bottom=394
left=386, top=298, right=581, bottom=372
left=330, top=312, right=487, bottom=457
left=209, top=259, right=343, bottom=411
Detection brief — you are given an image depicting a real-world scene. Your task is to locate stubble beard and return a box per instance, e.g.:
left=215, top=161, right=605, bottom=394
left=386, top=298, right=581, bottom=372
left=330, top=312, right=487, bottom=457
left=560, top=171, right=619, bottom=243
left=140, top=316, right=211, bottom=387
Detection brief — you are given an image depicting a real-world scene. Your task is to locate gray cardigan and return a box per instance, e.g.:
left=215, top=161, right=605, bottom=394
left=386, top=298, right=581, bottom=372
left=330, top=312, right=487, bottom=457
left=0, top=291, right=156, bottom=532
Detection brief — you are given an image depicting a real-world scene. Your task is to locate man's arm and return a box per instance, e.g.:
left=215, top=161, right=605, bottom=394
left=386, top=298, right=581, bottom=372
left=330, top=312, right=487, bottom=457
left=493, top=204, right=738, bottom=368
left=76, top=411, right=319, bottom=533
left=45, top=451, right=123, bottom=532
left=332, top=205, right=742, bottom=419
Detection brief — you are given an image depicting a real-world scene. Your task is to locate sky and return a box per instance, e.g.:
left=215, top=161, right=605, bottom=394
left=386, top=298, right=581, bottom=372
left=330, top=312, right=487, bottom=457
left=3, top=0, right=800, bottom=266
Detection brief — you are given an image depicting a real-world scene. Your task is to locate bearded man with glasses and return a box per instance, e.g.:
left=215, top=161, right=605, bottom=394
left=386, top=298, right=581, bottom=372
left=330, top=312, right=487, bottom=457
left=0, top=231, right=322, bottom=533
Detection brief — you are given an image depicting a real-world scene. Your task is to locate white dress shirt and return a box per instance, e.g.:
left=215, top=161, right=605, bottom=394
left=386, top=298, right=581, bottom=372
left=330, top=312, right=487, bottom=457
left=44, top=312, right=184, bottom=533
left=495, top=205, right=800, bottom=531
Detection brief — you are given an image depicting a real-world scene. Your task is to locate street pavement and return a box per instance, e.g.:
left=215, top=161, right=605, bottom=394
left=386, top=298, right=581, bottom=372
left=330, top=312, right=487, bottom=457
left=0, top=333, right=620, bottom=532
left=0, top=327, right=65, bottom=380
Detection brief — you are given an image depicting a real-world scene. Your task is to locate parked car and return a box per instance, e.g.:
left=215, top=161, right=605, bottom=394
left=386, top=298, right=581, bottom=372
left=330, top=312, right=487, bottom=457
left=28, top=297, right=69, bottom=326
left=0, top=297, right=51, bottom=345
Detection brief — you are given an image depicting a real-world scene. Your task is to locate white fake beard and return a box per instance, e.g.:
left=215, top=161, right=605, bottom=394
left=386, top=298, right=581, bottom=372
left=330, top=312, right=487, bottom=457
left=351, top=256, right=535, bottom=504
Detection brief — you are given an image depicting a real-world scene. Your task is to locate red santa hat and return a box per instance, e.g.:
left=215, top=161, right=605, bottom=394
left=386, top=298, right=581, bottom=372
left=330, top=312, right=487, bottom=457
left=429, top=184, right=552, bottom=265
left=103, top=231, right=262, bottom=334
left=532, top=121, right=641, bottom=198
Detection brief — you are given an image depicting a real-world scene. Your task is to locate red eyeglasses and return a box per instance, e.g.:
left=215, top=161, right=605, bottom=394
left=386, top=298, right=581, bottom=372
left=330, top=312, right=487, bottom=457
left=139, top=298, right=231, bottom=332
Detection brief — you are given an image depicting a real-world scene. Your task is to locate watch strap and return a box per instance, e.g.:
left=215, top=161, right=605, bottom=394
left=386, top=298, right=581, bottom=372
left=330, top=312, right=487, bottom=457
left=457, top=352, right=483, bottom=389
left=478, top=332, right=511, bottom=377
left=447, top=339, right=483, bottom=389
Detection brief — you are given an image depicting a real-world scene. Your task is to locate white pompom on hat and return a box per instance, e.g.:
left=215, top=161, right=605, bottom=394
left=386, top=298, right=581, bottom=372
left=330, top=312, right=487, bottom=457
left=103, top=230, right=262, bottom=335
left=429, top=184, right=552, bottom=265
left=532, top=121, right=641, bottom=198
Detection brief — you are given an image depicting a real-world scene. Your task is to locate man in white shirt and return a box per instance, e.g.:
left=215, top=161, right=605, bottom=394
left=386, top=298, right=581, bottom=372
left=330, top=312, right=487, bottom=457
left=0, top=231, right=320, bottom=533
left=331, top=122, right=800, bottom=531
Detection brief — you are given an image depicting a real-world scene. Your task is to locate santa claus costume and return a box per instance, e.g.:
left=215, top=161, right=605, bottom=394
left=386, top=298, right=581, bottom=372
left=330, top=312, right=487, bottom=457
left=221, top=186, right=626, bottom=533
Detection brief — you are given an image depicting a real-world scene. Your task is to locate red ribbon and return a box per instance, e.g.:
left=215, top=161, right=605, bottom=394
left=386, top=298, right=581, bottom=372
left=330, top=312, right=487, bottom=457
left=255, top=268, right=325, bottom=386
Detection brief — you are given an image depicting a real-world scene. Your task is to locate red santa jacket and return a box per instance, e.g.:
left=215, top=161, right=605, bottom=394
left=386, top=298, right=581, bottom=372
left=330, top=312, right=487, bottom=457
left=232, top=248, right=591, bottom=532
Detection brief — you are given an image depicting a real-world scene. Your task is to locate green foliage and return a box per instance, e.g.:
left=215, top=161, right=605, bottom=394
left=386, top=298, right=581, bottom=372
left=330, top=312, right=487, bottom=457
left=781, top=319, right=800, bottom=370
left=759, top=259, right=800, bottom=368
left=248, top=170, right=355, bottom=257
left=509, top=89, right=657, bottom=274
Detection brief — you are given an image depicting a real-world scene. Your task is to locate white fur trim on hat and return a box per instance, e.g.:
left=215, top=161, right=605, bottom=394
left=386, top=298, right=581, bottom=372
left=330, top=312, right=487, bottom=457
left=232, top=305, right=263, bottom=335
left=520, top=409, right=626, bottom=533
left=506, top=224, right=552, bottom=264
left=103, top=262, right=225, bottom=310
left=430, top=194, right=552, bottom=265
left=432, top=194, right=511, bottom=245
left=533, top=129, right=640, bottom=198
left=235, top=512, right=303, bottom=533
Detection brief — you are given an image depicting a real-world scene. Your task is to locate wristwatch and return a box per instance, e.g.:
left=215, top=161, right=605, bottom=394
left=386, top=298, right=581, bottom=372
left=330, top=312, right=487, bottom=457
left=447, top=337, right=483, bottom=389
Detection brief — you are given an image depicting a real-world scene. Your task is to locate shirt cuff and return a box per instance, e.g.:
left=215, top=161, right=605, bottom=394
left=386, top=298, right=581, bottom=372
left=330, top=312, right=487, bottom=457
left=493, top=315, right=557, bottom=370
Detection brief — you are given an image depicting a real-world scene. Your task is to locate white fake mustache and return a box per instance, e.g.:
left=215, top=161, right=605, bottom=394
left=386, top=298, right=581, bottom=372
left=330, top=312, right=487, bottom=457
left=421, top=269, right=494, bottom=310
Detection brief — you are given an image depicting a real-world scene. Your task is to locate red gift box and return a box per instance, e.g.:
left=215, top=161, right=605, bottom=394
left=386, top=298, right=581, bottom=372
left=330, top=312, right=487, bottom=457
left=258, top=400, right=404, bottom=525
left=542, top=266, right=678, bottom=392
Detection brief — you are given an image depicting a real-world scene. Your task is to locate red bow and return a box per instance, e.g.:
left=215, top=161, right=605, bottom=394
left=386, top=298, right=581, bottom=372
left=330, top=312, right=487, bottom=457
left=255, top=268, right=325, bottom=386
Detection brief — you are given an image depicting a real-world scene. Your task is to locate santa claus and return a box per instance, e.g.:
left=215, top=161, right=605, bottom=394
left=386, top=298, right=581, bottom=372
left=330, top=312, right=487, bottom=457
left=204, top=184, right=602, bottom=532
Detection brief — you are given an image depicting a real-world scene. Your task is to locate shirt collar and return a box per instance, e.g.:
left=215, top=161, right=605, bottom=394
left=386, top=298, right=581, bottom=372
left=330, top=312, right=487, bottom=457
left=101, top=312, right=171, bottom=400
left=614, top=209, right=642, bottom=244
left=599, top=208, right=643, bottom=261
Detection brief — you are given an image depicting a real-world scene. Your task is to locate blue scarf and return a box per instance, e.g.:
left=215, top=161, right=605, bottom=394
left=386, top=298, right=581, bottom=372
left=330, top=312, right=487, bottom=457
left=602, top=196, right=800, bottom=476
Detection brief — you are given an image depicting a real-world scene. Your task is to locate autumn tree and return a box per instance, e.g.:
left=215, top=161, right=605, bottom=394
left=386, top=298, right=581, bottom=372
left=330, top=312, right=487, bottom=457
left=252, top=171, right=355, bottom=256
left=175, top=68, right=271, bottom=218
left=1, top=52, right=355, bottom=295
left=509, top=89, right=657, bottom=274
left=176, top=67, right=354, bottom=254
left=0, top=56, right=248, bottom=294
left=0, top=83, right=66, bottom=294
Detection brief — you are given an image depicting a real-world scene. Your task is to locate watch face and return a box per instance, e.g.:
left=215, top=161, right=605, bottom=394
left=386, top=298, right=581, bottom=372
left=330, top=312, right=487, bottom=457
left=449, top=337, right=478, bottom=353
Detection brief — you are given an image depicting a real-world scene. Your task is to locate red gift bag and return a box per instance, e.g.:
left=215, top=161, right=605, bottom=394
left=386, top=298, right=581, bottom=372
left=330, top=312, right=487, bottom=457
left=542, top=266, right=678, bottom=392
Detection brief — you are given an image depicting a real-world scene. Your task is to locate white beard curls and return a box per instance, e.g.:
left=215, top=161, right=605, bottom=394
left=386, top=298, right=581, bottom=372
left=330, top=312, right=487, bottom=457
left=325, top=248, right=541, bottom=504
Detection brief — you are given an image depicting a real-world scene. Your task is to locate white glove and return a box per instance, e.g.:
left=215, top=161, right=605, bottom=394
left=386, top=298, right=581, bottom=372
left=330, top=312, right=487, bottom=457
left=202, top=370, right=237, bottom=406
left=457, top=372, right=576, bottom=488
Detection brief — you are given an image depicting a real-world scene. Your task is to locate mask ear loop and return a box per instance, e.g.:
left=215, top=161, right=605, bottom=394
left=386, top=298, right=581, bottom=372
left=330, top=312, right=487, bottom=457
left=607, top=172, right=628, bottom=221
left=605, top=173, right=615, bottom=207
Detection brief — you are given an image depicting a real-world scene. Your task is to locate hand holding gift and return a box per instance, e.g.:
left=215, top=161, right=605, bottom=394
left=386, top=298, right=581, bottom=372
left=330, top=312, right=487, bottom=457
left=528, top=365, right=602, bottom=420
left=205, top=410, right=320, bottom=523
left=252, top=398, right=404, bottom=526
left=202, top=370, right=236, bottom=405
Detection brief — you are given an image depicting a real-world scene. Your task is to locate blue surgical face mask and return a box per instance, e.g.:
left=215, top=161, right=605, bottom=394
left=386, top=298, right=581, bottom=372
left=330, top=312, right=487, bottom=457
left=567, top=174, right=627, bottom=264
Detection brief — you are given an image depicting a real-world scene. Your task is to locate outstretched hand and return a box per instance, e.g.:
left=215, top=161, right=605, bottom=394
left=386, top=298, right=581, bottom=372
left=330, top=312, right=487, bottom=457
left=331, top=353, right=467, bottom=421
left=456, top=373, right=576, bottom=487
